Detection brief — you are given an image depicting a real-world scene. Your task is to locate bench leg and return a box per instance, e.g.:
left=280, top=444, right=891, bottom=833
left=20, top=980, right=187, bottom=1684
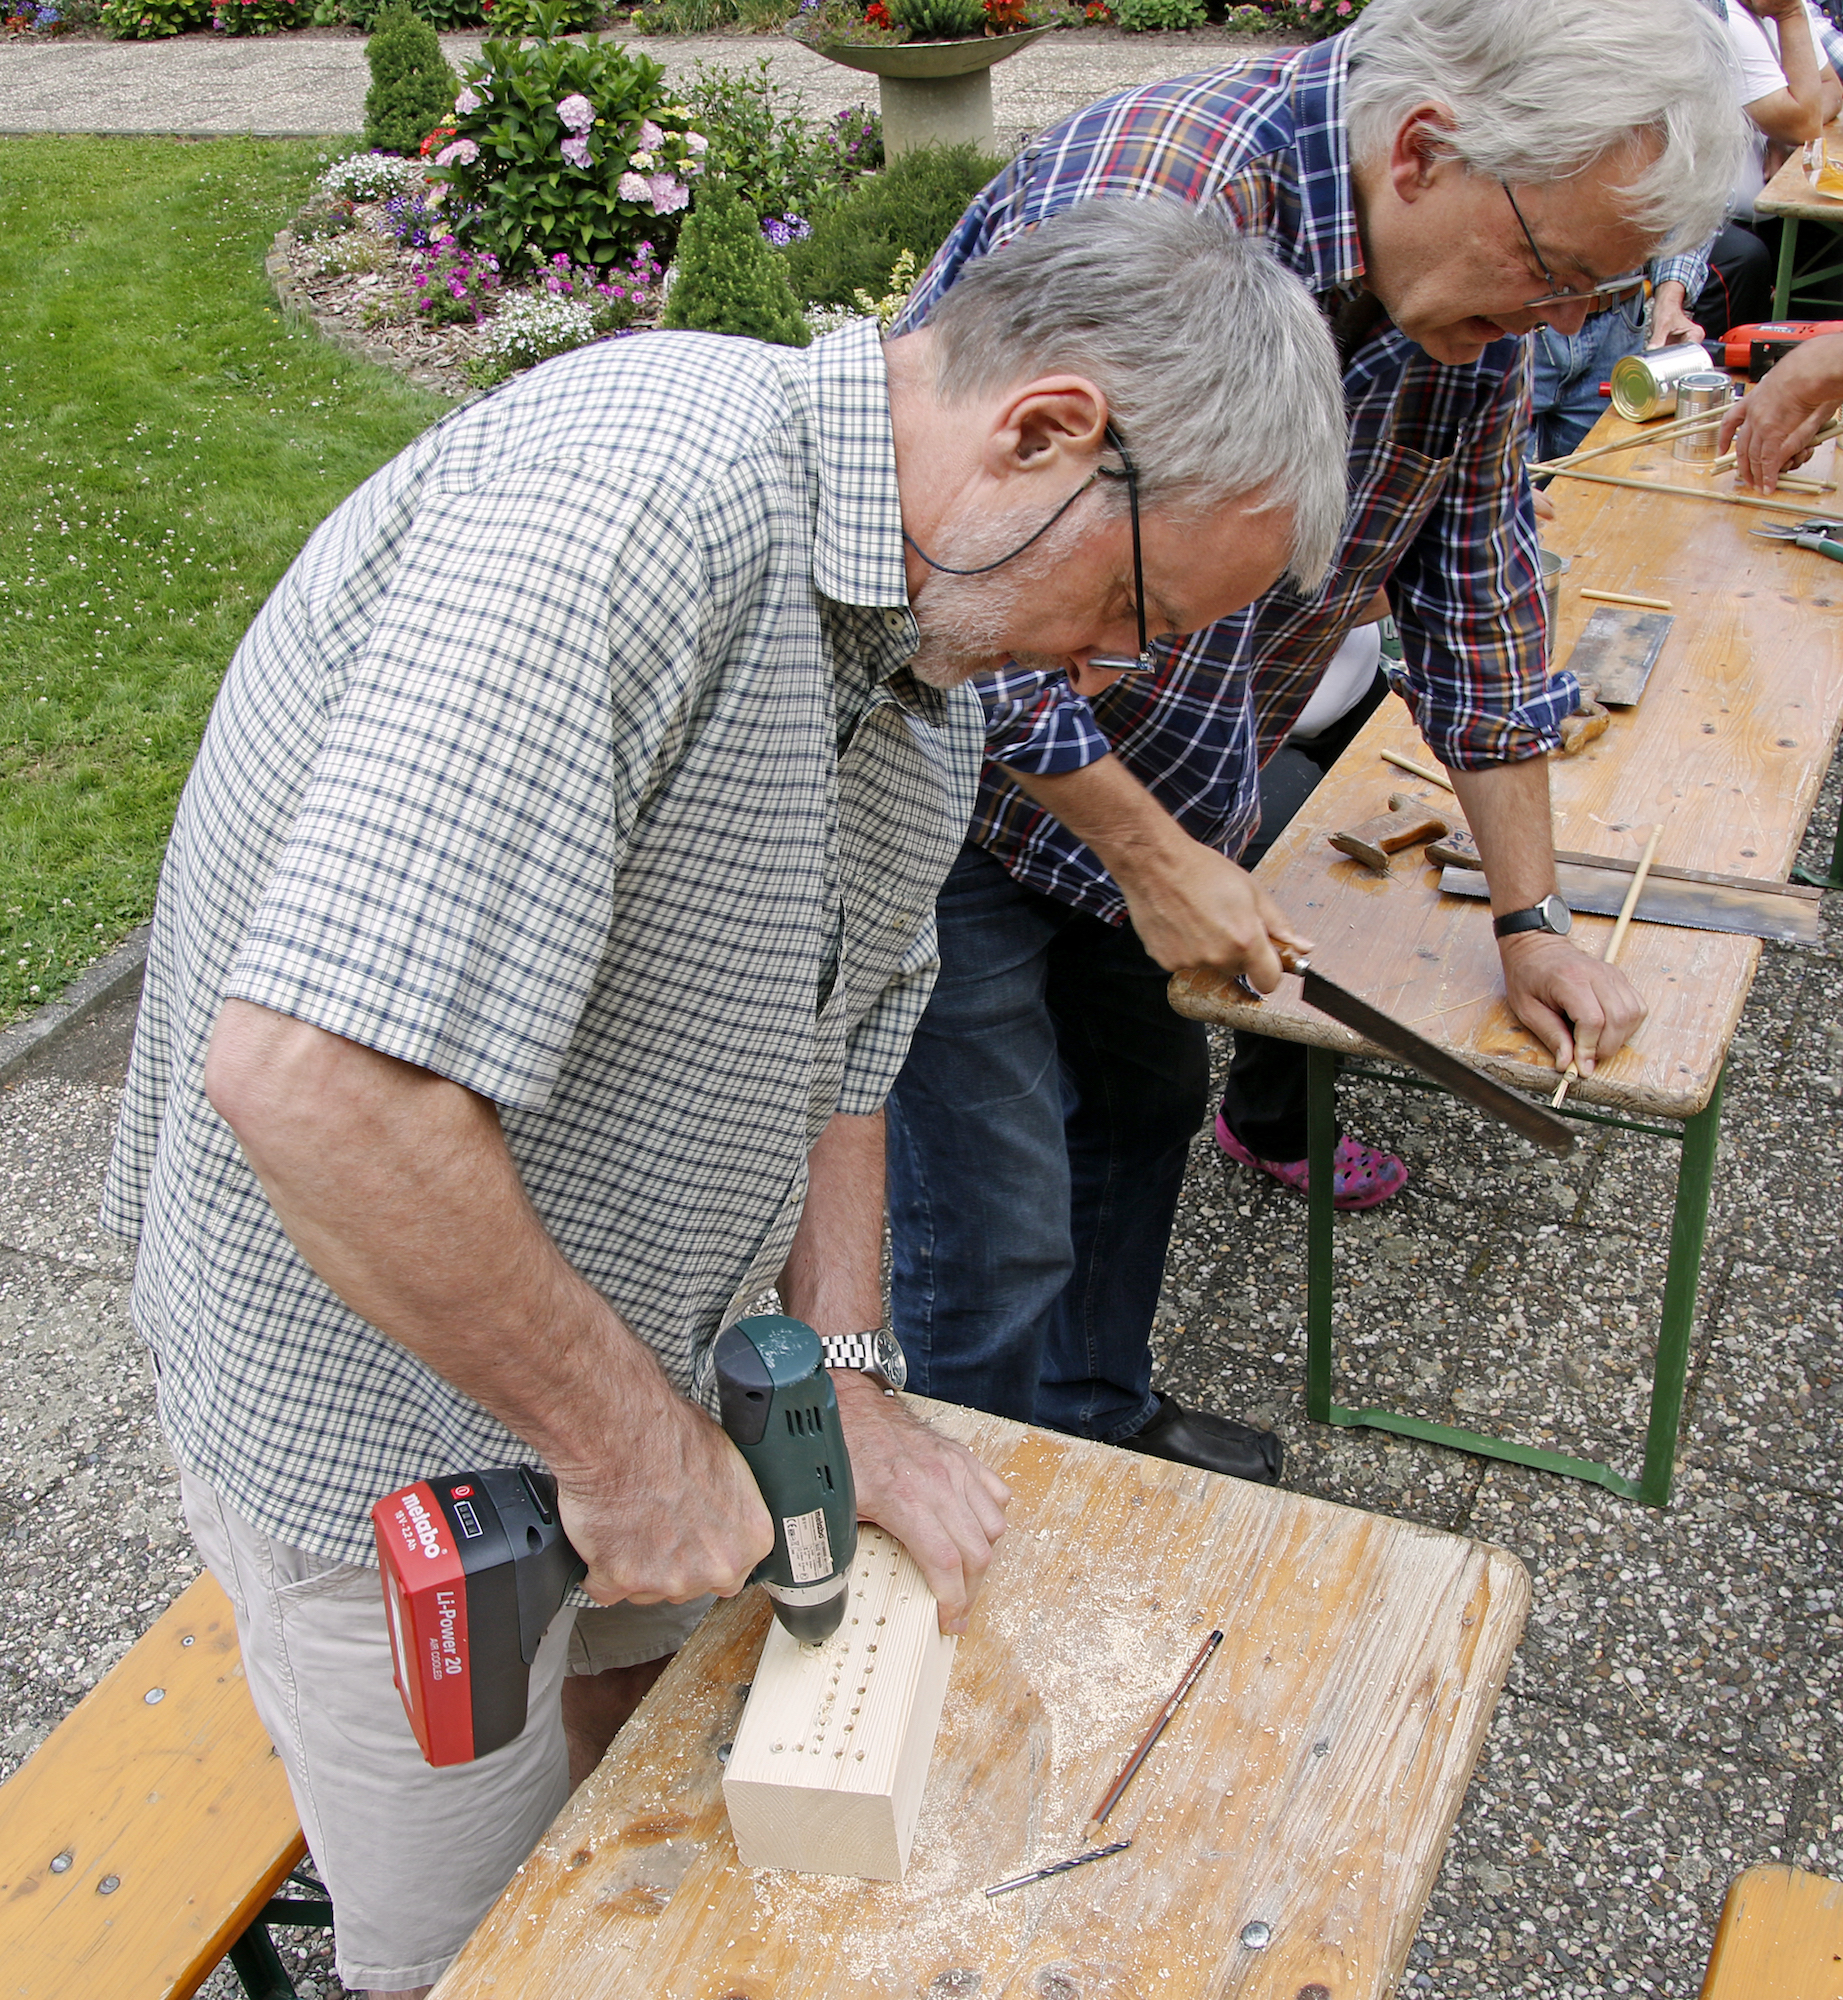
left=226, top=1923, right=300, bottom=2000
left=1791, top=802, right=1843, bottom=890
left=1305, top=1045, right=1339, bottom=1424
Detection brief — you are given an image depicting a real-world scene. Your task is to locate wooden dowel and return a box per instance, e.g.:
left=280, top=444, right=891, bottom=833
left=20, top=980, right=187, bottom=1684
left=1529, top=410, right=1726, bottom=474
left=1578, top=588, right=1673, bottom=611
left=1550, top=822, right=1664, bottom=1110
left=1540, top=466, right=1816, bottom=515
left=1379, top=748, right=1456, bottom=793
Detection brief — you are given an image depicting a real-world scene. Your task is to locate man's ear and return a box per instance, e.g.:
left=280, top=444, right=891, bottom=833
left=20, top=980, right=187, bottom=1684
left=1387, top=102, right=1459, bottom=203
left=983, top=375, right=1109, bottom=479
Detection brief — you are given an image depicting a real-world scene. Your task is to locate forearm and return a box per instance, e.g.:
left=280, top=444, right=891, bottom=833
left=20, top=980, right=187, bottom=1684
left=205, top=999, right=671, bottom=1476
left=1445, top=756, right=1558, bottom=915
left=1007, top=752, right=1189, bottom=882
left=778, top=1109, right=886, bottom=1336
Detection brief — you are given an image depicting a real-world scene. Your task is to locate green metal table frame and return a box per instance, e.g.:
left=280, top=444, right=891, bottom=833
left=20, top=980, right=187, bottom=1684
left=1791, top=808, right=1843, bottom=889
left=1769, top=211, right=1843, bottom=319
left=1303, top=1046, right=1725, bottom=1508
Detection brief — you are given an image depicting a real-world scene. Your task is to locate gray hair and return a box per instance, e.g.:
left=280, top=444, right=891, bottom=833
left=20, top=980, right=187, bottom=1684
left=919, top=200, right=1348, bottom=591
left=1345, top=0, right=1747, bottom=255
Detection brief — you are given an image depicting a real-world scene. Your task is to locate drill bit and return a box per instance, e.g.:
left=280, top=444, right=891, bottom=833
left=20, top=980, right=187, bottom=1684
left=984, top=1840, right=1132, bottom=1898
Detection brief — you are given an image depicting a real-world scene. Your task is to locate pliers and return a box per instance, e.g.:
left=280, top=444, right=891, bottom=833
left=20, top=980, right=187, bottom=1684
left=1750, top=517, right=1843, bottom=561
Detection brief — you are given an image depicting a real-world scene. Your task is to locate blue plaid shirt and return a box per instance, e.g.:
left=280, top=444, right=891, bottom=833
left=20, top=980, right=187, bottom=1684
left=896, top=35, right=1609, bottom=923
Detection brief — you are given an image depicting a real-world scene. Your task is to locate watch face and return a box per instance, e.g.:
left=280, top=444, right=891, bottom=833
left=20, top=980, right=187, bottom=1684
left=872, top=1329, right=908, bottom=1392
left=1541, top=893, right=1573, bottom=936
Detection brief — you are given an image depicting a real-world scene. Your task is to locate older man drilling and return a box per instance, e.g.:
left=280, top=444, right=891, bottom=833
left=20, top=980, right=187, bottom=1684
left=101, top=201, right=1348, bottom=1999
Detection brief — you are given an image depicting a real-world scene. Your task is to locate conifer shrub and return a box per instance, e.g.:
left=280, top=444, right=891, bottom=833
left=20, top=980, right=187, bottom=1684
left=663, top=181, right=811, bottom=347
left=364, top=5, right=458, bottom=157
left=782, top=142, right=1002, bottom=308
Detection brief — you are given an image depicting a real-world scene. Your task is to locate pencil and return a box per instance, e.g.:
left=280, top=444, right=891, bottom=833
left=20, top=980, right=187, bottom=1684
left=1084, top=1629, right=1223, bottom=1839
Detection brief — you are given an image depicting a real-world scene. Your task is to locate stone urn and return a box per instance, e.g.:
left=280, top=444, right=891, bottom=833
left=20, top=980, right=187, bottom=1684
left=787, top=25, right=1052, bottom=156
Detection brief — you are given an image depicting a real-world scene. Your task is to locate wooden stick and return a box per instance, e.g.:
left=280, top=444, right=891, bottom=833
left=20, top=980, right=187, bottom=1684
left=1529, top=410, right=1726, bottom=474
left=1578, top=588, right=1673, bottom=611
left=1550, top=822, right=1664, bottom=1110
left=1539, top=466, right=1816, bottom=515
left=1379, top=748, right=1456, bottom=793
left=1084, top=1630, right=1222, bottom=1839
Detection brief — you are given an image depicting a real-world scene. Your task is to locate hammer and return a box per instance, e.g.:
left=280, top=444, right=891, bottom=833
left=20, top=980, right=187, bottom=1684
left=1327, top=792, right=1452, bottom=874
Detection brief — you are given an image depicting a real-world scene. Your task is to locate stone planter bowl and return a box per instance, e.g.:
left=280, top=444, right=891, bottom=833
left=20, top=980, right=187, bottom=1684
left=788, top=24, right=1052, bottom=154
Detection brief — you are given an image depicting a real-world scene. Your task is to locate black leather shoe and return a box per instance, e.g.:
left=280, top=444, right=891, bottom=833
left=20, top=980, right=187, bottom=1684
left=1120, top=1393, right=1283, bottom=1485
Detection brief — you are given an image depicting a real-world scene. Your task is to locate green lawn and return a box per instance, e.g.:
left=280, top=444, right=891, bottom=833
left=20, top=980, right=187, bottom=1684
left=0, top=136, right=449, bottom=1025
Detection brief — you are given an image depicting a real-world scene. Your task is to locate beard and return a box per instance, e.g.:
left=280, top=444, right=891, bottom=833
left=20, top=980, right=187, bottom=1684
left=906, top=495, right=1098, bottom=689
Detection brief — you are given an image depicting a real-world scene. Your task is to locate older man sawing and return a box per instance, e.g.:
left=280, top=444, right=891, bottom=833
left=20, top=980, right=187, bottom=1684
left=99, top=201, right=1349, bottom=2000
left=882, top=0, right=1748, bottom=1481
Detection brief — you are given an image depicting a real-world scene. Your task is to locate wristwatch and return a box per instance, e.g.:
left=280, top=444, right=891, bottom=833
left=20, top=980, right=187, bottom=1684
left=1493, top=893, right=1572, bottom=941
left=818, top=1328, right=908, bottom=1394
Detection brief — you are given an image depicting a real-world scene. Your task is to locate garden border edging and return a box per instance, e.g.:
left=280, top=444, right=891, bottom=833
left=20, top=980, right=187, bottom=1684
left=0, top=928, right=151, bottom=1087
left=268, top=225, right=474, bottom=401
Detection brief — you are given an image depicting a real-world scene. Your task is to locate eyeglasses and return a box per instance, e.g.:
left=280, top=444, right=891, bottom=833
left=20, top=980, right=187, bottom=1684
left=1500, top=181, right=1646, bottom=310
left=1088, top=422, right=1152, bottom=675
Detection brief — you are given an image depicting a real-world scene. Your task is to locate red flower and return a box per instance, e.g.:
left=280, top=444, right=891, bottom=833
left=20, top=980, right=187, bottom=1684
left=420, top=124, right=457, bottom=157
left=865, top=1, right=891, bottom=23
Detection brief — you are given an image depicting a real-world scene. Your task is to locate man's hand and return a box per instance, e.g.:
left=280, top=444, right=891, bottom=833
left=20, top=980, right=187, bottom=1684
left=553, top=1389, right=774, bottom=1609
left=1497, top=929, right=1645, bottom=1074
left=1008, top=754, right=1314, bottom=987
left=1718, top=332, right=1843, bottom=490
left=1646, top=281, right=1703, bottom=352
left=831, top=1372, right=1011, bottom=1635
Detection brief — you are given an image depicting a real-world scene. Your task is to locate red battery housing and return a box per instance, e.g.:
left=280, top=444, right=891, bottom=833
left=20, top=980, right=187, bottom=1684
left=1719, top=321, right=1843, bottom=378
left=372, top=1467, right=582, bottom=1767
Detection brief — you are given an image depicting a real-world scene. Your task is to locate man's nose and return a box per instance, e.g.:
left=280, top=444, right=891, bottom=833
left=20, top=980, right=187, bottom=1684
left=1536, top=297, right=1594, bottom=337
left=1066, top=655, right=1131, bottom=699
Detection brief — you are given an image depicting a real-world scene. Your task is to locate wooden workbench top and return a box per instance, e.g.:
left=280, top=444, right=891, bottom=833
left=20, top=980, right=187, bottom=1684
left=1755, top=135, right=1843, bottom=221
left=1173, top=422, right=1843, bottom=1122
left=432, top=1403, right=1528, bottom=2000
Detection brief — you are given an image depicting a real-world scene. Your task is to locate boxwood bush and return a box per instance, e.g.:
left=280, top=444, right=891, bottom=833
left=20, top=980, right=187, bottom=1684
left=783, top=142, right=1002, bottom=307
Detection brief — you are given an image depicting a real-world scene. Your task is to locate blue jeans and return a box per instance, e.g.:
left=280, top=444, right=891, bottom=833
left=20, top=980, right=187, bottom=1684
left=885, top=844, right=1210, bottom=1441
left=1527, top=295, right=1647, bottom=465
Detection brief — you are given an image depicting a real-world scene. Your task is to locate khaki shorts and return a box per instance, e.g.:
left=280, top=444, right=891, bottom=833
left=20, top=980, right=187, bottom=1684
left=182, top=1468, right=710, bottom=1991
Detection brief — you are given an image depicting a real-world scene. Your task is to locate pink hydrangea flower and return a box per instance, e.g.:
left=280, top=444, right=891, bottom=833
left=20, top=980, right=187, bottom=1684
left=638, top=119, right=665, bottom=150
left=618, top=172, right=651, bottom=203
left=454, top=86, right=482, bottom=114
left=647, top=174, right=689, bottom=215
left=434, top=139, right=479, bottom=167
left=561, top=134, right=591, bottom=169
left=557, top=93, right=595, bottom=133
left=685, top=131, right=708, bottom=154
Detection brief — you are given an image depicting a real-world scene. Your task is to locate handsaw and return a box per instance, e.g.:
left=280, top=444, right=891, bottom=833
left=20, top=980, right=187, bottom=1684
left=1564, top=604, right=1674, bottom=707
left=1266, top=949, right=1576, bottom=1156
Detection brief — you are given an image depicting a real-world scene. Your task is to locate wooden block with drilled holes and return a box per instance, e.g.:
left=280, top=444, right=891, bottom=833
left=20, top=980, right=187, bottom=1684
left=721, top=1526, right=954, bottom=1881
left=1699, top=1863, right=1843, bottom=1998
left=0, top=1572, right=305, bottom=2000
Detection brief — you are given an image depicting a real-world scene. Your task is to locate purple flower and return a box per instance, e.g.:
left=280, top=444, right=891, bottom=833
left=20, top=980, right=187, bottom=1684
left=434, top=139, right=479, bottom=167
left=637, top=118, right=665, bottom=150
left=618, top=172, right=651, bottom=203
left=684, top=131, right=708, bottom=155
left=557, top=93, right=595, bottom=133
left=646, top=174, right=688, bottom=215
left=454, top=86, right=482, bottom=114
left=561, top=134, right=592, bottom=169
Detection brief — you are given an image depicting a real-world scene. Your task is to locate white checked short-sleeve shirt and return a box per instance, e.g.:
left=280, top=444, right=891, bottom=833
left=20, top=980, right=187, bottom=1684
left=101, top=321, right=984, bottom=1566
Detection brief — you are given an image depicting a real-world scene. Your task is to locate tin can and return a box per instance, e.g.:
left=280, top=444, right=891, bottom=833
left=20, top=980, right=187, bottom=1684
left=1609, top=343, right=1715, bottom=422
left=1672, top=373, right=1734, bottom=460
left=1539, top=547, right=1570, bottom=661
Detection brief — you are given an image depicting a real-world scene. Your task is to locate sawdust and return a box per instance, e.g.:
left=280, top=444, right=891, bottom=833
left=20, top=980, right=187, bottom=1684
left=729, top=1530, right=1219, bottom=1995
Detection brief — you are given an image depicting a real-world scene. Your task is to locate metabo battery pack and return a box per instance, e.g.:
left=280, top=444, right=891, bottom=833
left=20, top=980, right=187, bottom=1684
left=372, top=1465, right=584, bottom=1767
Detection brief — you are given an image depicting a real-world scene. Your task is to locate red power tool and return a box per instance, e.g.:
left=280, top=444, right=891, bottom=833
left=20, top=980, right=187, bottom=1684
left=372, top=1314, right=858, bottom=1767
left=1717, top=320, right=1843, bottom=378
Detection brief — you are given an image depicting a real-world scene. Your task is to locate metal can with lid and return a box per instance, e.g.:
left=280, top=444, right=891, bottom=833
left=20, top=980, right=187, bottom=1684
left=1609, top=343, right=1716, bottom=421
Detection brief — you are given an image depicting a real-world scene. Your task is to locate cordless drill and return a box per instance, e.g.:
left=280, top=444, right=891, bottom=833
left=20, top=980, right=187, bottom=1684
left=372, top=1314, right=858, bottom=1767
left=1717, top=320, right=1843, bottom=378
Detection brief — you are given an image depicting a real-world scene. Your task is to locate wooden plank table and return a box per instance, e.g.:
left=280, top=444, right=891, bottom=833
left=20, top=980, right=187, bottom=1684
left=1170, top=415, right=1843, bottom=1505
left=432, top=1402, right=1529, bottom=2000
left=1754, top=135, right=1843, bottom=319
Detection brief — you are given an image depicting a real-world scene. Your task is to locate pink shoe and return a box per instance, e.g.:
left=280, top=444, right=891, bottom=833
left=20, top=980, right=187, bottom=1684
left=1214, top=1112, right=1408, bottom=1212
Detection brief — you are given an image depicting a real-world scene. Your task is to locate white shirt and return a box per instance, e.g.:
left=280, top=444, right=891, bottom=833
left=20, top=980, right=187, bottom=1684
left=1724, top=2, right=1833, bottom=213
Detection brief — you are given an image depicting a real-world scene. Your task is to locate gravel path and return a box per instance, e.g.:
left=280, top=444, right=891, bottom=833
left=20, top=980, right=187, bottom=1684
left=0, top=25, right=1268, bottom=144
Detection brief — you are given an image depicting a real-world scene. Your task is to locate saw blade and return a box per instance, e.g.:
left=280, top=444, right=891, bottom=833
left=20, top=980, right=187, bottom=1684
left=1297, top=967, right=1575, bottom=1155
